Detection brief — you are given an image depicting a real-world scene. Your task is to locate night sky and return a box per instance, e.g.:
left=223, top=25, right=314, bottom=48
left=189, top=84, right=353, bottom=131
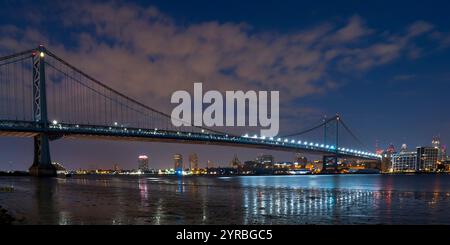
left=1, top=0, right=449, bottom=170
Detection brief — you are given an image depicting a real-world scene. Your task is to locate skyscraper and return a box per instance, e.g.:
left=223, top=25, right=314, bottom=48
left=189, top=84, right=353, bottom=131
left=189, top=153, right=199, bottom=170
left=417, top=147, right=438, bottom=171
left=138, top=155, right=149, bottom=172
left=174, top=154, right=183, bottom=171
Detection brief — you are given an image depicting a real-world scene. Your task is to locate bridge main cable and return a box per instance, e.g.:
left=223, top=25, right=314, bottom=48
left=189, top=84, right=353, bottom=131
left=280, top=115, right=338, bottom=138
left=42, top=48, right=232, bottom=136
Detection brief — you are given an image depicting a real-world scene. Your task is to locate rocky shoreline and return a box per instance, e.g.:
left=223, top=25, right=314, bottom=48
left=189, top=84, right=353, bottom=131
left=0, top=206, right=15, bottom=225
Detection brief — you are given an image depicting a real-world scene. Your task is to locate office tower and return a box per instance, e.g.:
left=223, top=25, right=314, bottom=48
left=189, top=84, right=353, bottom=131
left=391, top=151, right=417, bottom=172
left=189, top=153, right=199, bottom=170
left=138, top=155, right=149, bottom=172
left=416, top=147, right=439, bottom=171
left=174, top=154, right=183, bottom=170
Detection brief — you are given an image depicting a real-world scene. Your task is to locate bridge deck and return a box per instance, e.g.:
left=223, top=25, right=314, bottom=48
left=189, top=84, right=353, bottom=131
left=0, top=120, right=380, bottom=160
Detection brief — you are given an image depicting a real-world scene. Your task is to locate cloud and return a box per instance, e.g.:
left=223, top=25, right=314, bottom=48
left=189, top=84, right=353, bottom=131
left=0, top=1, right=445, bottom=134
left=393, top=74, right=417, bottom=81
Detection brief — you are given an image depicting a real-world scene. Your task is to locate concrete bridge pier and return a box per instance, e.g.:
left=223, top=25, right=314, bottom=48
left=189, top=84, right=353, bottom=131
left=29, top=134, right=56, bottom=177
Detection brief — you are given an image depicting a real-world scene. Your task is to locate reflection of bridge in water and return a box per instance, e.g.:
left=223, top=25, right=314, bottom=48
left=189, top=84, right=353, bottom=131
left=0, top=46, right=380, bottom=176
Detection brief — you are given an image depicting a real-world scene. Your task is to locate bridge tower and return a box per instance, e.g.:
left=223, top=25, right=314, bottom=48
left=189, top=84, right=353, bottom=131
left=28, top=45, right=56, bottom=177
left=321, top=114, right=339, bottom=173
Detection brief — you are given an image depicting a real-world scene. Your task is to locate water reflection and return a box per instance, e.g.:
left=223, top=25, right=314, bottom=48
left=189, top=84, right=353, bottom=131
left=0, top=175, right=450, bottom=224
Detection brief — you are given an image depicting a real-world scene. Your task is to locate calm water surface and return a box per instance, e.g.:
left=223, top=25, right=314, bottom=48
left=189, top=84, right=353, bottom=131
left=1, top=174, right=450, bottom=224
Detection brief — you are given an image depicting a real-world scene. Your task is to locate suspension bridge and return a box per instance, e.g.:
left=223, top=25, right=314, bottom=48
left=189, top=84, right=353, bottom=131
left=0, top=46, right=380, bottom=176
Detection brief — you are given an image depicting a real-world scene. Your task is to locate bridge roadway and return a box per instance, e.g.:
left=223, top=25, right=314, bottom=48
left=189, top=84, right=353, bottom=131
left=0, top=120, right=380, bottom=160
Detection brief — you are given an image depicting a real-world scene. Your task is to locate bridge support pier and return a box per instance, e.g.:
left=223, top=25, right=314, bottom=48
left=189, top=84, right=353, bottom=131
left=29, top=134, right=56, bottom=177
left=322, top=155, right=339, bottom=174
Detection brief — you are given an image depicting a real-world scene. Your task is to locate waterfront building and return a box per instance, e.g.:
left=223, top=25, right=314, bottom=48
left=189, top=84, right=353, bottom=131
left=230, top=154, right=241, bottom=168
left=188, top=153, right=199, bottom=170
left=417, top=147, right=439, bottom=171
left=138, top=155, right=149, bottom=172
left=174, top=154, right=183, bottom=171
left=256, top=154, right=274, bottom=165
left=52, top=162, right=67, bottom=175
left=294, top=153, right=308, bottom=168
left=206, top=160, right=214, bottom=169
left=391, top=151, right=417, bottom=172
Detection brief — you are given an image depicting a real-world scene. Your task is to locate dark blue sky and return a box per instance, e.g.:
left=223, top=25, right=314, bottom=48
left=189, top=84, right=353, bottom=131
left=0, top=0, right=449, bottom=170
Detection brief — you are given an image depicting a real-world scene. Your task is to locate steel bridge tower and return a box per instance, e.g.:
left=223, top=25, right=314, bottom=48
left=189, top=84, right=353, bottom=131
left=28, top=46, right=56, bottom=177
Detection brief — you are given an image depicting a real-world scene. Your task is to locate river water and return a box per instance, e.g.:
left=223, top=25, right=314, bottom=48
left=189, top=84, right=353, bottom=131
left=1, top=174, right=450, bottom=224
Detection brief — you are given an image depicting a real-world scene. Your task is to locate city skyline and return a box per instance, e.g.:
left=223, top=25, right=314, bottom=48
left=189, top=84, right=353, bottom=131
left=1, top=0, right=450, bottom=170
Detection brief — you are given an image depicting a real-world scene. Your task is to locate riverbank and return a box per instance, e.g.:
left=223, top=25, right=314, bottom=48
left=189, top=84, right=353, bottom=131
left=0, top=206, right=15, bottom=225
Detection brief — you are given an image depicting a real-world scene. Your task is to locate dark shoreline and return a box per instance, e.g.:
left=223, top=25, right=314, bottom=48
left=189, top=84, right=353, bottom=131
left=0, top=206, right=15, bottom=225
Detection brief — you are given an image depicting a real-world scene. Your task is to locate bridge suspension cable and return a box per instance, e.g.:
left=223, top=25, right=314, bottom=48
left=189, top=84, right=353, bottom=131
left=280, top=115, right=338, bottom=138
left=338, top=118, right=368, bottom=151
left=42, top=48, right=230, bottom=136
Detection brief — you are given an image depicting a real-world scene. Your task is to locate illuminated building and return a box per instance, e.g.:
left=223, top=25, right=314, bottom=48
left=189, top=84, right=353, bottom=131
left=256, top=154, right=274, bottom=165
left=52, top=162, right=67, bottom=175
left=230, top=154, right=241, bottom=168
left=207, top=160, right=215, bottom=169
left=294, top=153, right=308, bottom=168
left=174, top=154, right=183, bottom=171
left=432, top=136, right=444, bottom=161
left=417, top=147, right=439, bottom=171
left=386, top=144, right=396, bottom=156
left=400, top=144, right=407, bottom=152
left=138, top=155, right=149, bottom=172
left=189, top=153, right=199, bottom=170
left=391, top=151, right=417, bottom=172
left=441, top=145, right=447, bottom=161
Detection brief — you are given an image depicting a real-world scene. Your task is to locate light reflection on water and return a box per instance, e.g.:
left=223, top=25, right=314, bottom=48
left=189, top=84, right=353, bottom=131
left=0, top=174, right=450, bottom=224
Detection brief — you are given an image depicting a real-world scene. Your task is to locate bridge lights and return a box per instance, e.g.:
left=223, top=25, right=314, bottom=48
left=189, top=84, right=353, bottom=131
left=277, top=138, right=281, bottom=142
left=291, top=140, right=295, bottom=143
left=325, top=145, right=329, bottom=148
left=320, top=144, right=324, bottom=148
left=40, top=52, right=45, bottom=58
left=113, top=122, right=118, bottom=126
left=52, top=120, right=58, bottom=125
left=297, top=140, right=302, bottom=144
left=284, top=139, right=288, bottom=143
